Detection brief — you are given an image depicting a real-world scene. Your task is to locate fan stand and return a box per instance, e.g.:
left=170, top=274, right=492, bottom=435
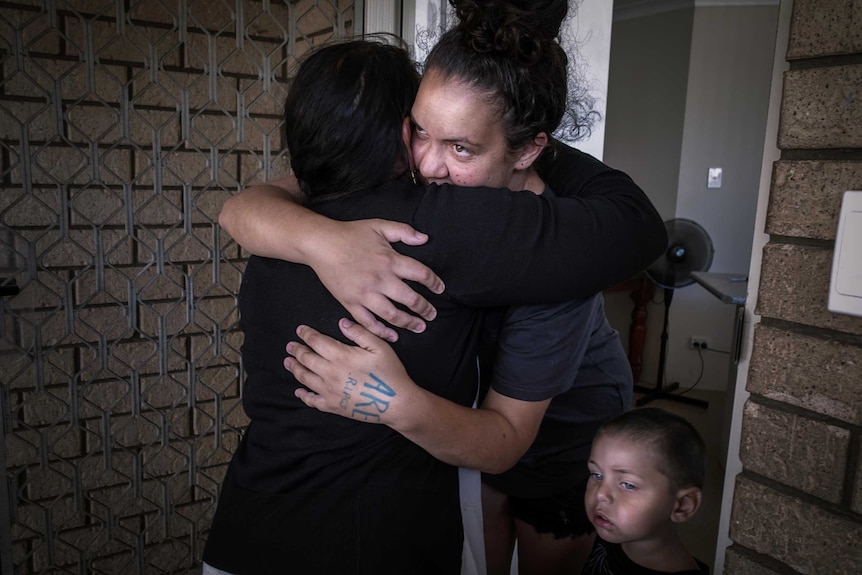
left=634, top=287, right=709, bottom=409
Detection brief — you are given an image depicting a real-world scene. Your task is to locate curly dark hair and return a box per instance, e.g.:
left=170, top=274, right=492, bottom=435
left=424, top=0, right=595, bottom=150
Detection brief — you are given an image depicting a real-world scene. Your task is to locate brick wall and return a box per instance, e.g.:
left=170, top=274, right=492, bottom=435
left=725, top=0, right=862, bottom=573
left=0, top=1, right=353, bottom=572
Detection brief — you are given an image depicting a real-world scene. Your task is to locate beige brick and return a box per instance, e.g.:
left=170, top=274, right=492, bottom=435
left=67, top=185, right=127, bottom=225
left=0, top=347, right=74, bottom=391
left=131, top=69, right=238, bottom=112
left=779, top=66, right=862, bottom=149
left=13, top=307, right=70, bottom=349
left=0, top=100, right=58, bottom=142
left=194, top=296, right=240, bottom=332
left=139, top=374, right=192, bottom=411
left=757, top=242, right=862, bottom=335
left=189, top=328, right=243, bottom=370
left=128, top=0, right=177, bottom=25
left=194, top=364, right=241, bottom=401
left=78, top=378, right=133, bottom=420
left=239, top=150, right=290, bottom=187
left=186, top=0, right=236, bottom=32
left=192, top=185, right=235, bottom=224
left=723, top=547, right=784, bottom=575
left=72, top=265, right=133, bottom=306
left=18, top=386, right=71, bottom=426
left=747, top=324, right=862, bottom=424
left=133, top=149, right=238, bottom=188
left=143, top=441, right=191, bottom=477
left=137, top=299, right=191, bottom=338
left=184, top=32, right=270, bottom=77
left=64, top=17, right=181, bottom=67
left=239, top=77, right=289, bottom=116
left=731, top=476, right=862, bottom=574
left=128, top=108, right=183, bottom=148
left=0, top=186, right=60, bottom=225
left=3, top=59, right=126, bottom=103
left=131, top=188, right=184, bottom=226
left=11, top=144, right=89, bottom=186
left=767, top=161, right=862, bottom=240
left=740, top=401, right=849, bottom=502
left=854, top=450, right=862, bottom=514
left=787, top=0, right=862, bottom=58
left=4, top=428, right=41, bottom=468
left=77, top=302, right=135, bottom=341
left=110, top=411, right=163, bottom=447
left=188, top=260, right=242, bottom=298
left=134, top=226, right=212, bottom=264
left=25, top=463, right=77, bottom=500
left=66, top=103, right=122, bottom=144
left=0, top=8, right=62, bottom=54
left=193, top=425, right=241, bottom=467
left=243, top=2, right=292, bottom=39
left=188, top=111, right=238, bottom=148
left=243, top=114, right=282, bottom=152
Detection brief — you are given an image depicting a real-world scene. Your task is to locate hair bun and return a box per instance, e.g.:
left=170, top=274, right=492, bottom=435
left=450, top=0, right=567, bottom=65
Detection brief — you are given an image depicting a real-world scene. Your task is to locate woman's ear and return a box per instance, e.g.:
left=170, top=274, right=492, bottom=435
left=515, top=132, right=549, bottom=170
left=670, top=487, right=702, bottom=524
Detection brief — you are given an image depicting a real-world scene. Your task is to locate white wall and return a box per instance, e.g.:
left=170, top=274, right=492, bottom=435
left=668, top=5, right=779, bottom=391
left=604, top=3, right=780, bottom=392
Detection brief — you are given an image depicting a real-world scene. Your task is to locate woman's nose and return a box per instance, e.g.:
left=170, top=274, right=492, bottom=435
left=418, top=145, right=447, bottom=180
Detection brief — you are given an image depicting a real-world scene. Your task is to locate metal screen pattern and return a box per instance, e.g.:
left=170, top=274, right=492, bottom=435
left=0, top=1, right=354, bottom=572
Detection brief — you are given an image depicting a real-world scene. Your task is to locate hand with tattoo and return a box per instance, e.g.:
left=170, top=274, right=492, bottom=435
left=286, top=319, right=418, bottom=425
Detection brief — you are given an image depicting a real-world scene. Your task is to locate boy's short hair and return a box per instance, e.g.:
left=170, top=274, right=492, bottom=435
left=596, top=407, right=706, bottom=491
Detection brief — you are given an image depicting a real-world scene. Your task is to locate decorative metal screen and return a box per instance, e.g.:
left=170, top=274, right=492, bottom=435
left=0, top=1, right=354, bottom=572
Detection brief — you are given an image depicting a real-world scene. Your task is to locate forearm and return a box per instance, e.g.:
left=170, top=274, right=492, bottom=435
left=219, top=178, right=337, bottom=263
left=389, top=387, right=536, bottom=474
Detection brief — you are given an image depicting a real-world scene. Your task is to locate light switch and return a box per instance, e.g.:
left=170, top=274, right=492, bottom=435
left=707, top=167, right=722, bottom=189
left=828, top=191, right=862, bottom=317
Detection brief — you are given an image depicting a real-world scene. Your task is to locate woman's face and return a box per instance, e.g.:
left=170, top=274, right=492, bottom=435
left=410, top=70, right=526, bottom=189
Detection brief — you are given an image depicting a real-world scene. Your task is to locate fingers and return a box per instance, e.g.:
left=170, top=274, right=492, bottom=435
left=375, top=220, right=429, bottom=246
left=338, top=318, right=386, bottom=351
left=346, top=305, right=400, bottom=343
left=391, top=255, right=445, bottom=296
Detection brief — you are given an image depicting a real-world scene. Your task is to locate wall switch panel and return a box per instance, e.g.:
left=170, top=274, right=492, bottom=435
left=707, top=167, right=723, bottom=189
left=828, top=191, right=862, bottom=317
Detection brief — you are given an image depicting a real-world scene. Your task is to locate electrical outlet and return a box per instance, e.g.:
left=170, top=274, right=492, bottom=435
left=690, top=337, right=710, bottom=349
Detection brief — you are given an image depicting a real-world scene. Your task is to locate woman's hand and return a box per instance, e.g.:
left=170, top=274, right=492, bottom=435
left=286, top=319, right=418, bottom=425
left=309, top=219, right=445, bottom=342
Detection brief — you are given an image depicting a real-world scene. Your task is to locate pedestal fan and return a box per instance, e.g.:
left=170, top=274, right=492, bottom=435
left=635, top=218, right=714, bottom=408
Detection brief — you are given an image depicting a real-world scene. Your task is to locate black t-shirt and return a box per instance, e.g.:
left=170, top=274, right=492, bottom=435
left=203, top=145, right=667, bottom=574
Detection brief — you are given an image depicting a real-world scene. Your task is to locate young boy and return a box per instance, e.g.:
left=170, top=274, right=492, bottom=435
left=582, top=407, right=710, bottom=574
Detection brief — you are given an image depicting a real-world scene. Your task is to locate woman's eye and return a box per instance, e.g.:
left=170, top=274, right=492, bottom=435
left=589, top=472, right=602, bottom=481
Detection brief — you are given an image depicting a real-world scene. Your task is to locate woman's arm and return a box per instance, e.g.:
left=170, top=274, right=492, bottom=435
left=286, top=319, right=550, bottom=474
left=536, top=142, right=667, bottom=292
left=219, top=180, right=444, bottom=341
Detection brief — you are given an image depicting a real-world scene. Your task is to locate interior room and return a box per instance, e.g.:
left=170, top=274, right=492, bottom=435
left=1, top=0, right=860, bottom=573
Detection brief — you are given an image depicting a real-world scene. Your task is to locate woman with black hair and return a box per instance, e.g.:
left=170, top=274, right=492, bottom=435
left=276, top=2, right=638, bottom=574
left=203, top=29, right=663, bottom=575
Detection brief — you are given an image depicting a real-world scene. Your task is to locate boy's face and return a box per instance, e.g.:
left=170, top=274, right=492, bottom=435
left=584, top=433, right=682, bottom=545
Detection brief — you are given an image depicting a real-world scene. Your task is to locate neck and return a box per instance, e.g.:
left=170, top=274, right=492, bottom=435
left=515, top=169, right=545, bottom=196
left=620, top=526, right=698, bottom=572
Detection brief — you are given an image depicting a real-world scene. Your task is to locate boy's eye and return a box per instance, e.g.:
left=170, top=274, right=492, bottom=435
left=621, top=481, right=637, bottom=490
left=589, top=472, right=602, bottom=481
